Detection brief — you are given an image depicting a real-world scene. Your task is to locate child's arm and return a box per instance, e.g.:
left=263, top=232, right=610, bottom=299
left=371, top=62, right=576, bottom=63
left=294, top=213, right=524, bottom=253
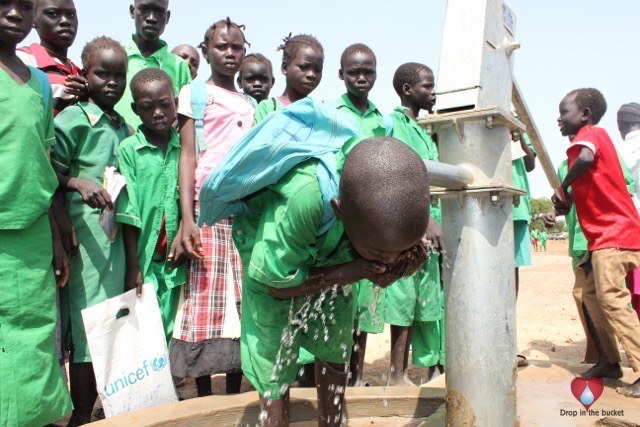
left=268, top=240, right=429, bottom=299
left=48, top=207, right=70, bottom=288
left=123, top=224, right=143, bottom=296
left=168, top=220, right=187, bottom=271
left=178, top=114, right=204, bottom=260
left=560, top=146, right=594, bottom=199
left=520, top=133, right=536, bottom=172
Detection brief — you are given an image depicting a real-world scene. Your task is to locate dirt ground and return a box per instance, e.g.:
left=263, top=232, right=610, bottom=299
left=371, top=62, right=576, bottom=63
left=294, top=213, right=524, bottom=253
left=60, top=239, right=640, bottom=425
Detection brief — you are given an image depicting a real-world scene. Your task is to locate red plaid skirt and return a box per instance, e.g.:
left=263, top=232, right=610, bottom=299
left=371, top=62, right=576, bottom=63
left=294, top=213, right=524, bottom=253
left=177, top=215, right=243, bottom=342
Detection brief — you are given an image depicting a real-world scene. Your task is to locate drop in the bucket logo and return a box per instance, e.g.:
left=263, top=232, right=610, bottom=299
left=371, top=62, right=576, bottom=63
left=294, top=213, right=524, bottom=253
left=570, top=377, right=604, bottom=410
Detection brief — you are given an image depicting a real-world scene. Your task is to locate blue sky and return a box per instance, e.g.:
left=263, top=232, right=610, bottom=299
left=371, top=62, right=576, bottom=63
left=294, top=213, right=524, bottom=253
left=23, top=0, right=640, bottom=198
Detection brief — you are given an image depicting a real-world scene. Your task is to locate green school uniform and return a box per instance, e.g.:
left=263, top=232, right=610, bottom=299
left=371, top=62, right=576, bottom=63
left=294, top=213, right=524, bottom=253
left=254, top=97, right=286, bottom=124
left=51, top=102, right=129, bottom=363
left=385, top=107, right=445, bottom=367
left=115, top=37, right=191, bottom=129
left=0, top=69, right=72, bottom=426
left=116, top=127, right=186, bottom=343
left=513, top=133, right=535, bottom=267
left=233, top=159, right=356, bottom=399
left=336, top=94, right=389, bottom=334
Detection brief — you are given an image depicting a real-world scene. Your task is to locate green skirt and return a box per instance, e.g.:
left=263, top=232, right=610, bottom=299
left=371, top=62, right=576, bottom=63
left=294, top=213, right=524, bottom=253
left=0, top=214, right=72, bottom=426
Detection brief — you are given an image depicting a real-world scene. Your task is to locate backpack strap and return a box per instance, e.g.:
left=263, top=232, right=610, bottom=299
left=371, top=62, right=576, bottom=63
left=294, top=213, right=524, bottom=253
left=190, top=80, right=209, bottom=160
left=383, top=115, right=394, bottom=136
left=28, top=66, right=51, bottom=114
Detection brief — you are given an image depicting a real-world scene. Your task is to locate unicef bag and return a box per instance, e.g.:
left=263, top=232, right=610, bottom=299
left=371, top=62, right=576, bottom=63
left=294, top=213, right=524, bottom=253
left=82, top=283, right=178, bottom=417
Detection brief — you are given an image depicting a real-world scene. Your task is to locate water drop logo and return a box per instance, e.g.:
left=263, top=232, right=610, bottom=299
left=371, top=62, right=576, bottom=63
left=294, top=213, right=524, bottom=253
left=150, top=356, right=167, bottom=372
left=570, top=377, right=604, bottom=410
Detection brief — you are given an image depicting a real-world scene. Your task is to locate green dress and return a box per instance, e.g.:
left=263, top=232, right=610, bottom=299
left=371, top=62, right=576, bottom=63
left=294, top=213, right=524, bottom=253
left=51, top=102, right=129, bottom=363
left=116, top=127, right=186, bottom=344
left=336, top=94, right=390, bottom=334
left=386, top=107, right=445, bottom=367
left=0, top=68, right=72, bottom=426
left=254, top=97, right=286, bottom=124
left=233, top=159, right=356, bottom=399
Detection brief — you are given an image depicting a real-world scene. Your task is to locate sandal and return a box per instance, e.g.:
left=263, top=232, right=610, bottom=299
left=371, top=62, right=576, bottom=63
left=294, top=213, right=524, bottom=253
left=517, top=354, right=529, bottom=368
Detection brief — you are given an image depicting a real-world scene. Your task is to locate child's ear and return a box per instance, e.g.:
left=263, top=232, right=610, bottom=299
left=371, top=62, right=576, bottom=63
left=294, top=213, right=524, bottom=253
left=402, top=83, right=412, bottom=97
left=338, top=68, right=344, bottom=81
left=582, top=107, right=592, bottom=123
left=82, top=68, right=88, bottom=79
left=165, top=10, right=171, bottom=25
left=174, top=97, right=179, bottom=108
left=131, top=102, right=138, bottom=116
left=129, top=4, right=135, bottom=19
left=331, top=198, right=343, bottom=220
left=281, top=61, right=288, bottom=75
left=271, top=76, right=276, bottom=86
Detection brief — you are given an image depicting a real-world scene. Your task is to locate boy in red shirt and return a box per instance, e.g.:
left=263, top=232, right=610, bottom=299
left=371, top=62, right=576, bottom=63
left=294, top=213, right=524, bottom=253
left=555, top=88, right=640, bottom=397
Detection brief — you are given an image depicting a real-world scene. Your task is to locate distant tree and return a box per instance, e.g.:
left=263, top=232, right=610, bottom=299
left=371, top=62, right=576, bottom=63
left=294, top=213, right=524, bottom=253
left=529, top=197, right=567, bottom=233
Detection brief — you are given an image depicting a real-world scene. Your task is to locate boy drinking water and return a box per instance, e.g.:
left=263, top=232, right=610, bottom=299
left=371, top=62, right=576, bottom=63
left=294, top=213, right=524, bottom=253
left=116, top=68, right=186, bottom=344
left=115, top=0, right=190, bottom=128
left=230, top=137, right=431, bottom=426
left=555, top=88, right=640, bottom=398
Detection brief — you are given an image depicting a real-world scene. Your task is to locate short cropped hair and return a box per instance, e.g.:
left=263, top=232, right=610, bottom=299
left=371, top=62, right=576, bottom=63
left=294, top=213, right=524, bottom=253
left=130, top=68, right=174, bottom=102
left=566, top=88, right=607, bottom=125
left=81, top=36, right=128, bottom=71
left=340, top=43, right=376, bottom=68
left=240, top=53, right=273, bottom=76
left=392, top=62, right=433, bottom=96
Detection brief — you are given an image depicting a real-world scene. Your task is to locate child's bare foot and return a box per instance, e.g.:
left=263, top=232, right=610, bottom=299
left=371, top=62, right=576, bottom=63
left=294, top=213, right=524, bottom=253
left=387, top=375, right=416, bottom=387
left=580, top=360, right=623, bottom=380
left=617, top=378, right=640, bottom=398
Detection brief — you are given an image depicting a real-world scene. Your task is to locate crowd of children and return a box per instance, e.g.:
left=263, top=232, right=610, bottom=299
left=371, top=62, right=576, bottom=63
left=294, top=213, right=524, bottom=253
left=3, top=1, right=640, bottom=427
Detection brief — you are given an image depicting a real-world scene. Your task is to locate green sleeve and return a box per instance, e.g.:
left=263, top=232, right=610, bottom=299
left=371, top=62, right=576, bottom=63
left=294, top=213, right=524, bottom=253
left=617, top=152, right=636, bottom=195
left=390, top=112, right=430, bottom=159
left=115, top=142, right=142, bottom=228
left=175, top=60, right=191, bottom=92
left=51, top=107, right=81, bottom=174
left=254, top=98, right=276, bottom=125
left=246, top=180, right=323, bottom=289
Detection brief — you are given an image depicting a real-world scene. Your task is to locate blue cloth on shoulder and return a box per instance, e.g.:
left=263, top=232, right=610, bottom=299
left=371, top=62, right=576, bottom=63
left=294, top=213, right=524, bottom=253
left=198, top=97, right=360, bottom=235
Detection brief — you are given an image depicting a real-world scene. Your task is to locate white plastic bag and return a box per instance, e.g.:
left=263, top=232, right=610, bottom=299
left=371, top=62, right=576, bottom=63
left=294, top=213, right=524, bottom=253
left=99, top=166, right=127, bottom=243
left=82, top=283, right=178, bottom=417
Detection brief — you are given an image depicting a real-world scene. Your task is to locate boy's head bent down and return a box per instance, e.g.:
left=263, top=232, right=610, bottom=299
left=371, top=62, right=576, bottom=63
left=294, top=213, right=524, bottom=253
left=130, top=68, right=176, bottom=134
left=558, top=88, right=607, bottom=137
left=334, top=137, right=430, bottom=264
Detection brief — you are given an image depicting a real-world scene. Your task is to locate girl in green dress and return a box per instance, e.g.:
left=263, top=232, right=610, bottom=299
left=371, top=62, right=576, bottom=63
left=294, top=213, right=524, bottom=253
left=51, top=36, right=130, bottom=425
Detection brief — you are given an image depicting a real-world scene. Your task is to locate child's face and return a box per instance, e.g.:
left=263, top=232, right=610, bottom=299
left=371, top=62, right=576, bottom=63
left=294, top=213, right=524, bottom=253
left=0, top=0, right=35, bottom=46
left=130, top=0, right=169, bottom=42
left=34, top=0, right=77, bottom=49
left=133, top=80, right=176, bottom=135
left=339, top=51, right=376, bottom=100
left=405, top=70, right=436, bottom=113
left=238, top=61, right=274, bottom=103
left=344, top=218, right=423, bottom=265
left=203, top=27, right=245, bottom=77
left=173, top=45, right=199, bottom=80
left=283, top=46, right=323, bottom=97
left=558, top=94, right=586, bottom=137
left=85, top=48, right=127, bottom=110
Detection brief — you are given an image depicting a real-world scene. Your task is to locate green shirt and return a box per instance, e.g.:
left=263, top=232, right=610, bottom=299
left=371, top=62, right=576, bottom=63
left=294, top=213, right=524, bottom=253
left=116, top=127, right=186, bottom=289
left=233, top=159, right=354, bottom=291
left=390, top=106, right=441, bottom=225
left=512, top=133, right=535, bottom=223
left=336, top=93, right=387, bottom=137
left=115, top=36, right=191, bottom=129
left=557, top=156, right=635, bottom=257
left=539, top=231, right=548, bottom=243
left=254, top=97, right=286, bottom=124
left=0, top=69, right=57, bottom=229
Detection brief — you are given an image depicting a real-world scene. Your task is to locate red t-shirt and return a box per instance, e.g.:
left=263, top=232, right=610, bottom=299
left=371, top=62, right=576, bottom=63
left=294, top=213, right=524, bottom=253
left=568, top=125, right=640, bottom=250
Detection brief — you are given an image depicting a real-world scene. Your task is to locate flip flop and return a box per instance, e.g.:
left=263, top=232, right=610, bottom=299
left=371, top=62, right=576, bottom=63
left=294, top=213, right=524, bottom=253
left=517, top=354, right=529, bottom=367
